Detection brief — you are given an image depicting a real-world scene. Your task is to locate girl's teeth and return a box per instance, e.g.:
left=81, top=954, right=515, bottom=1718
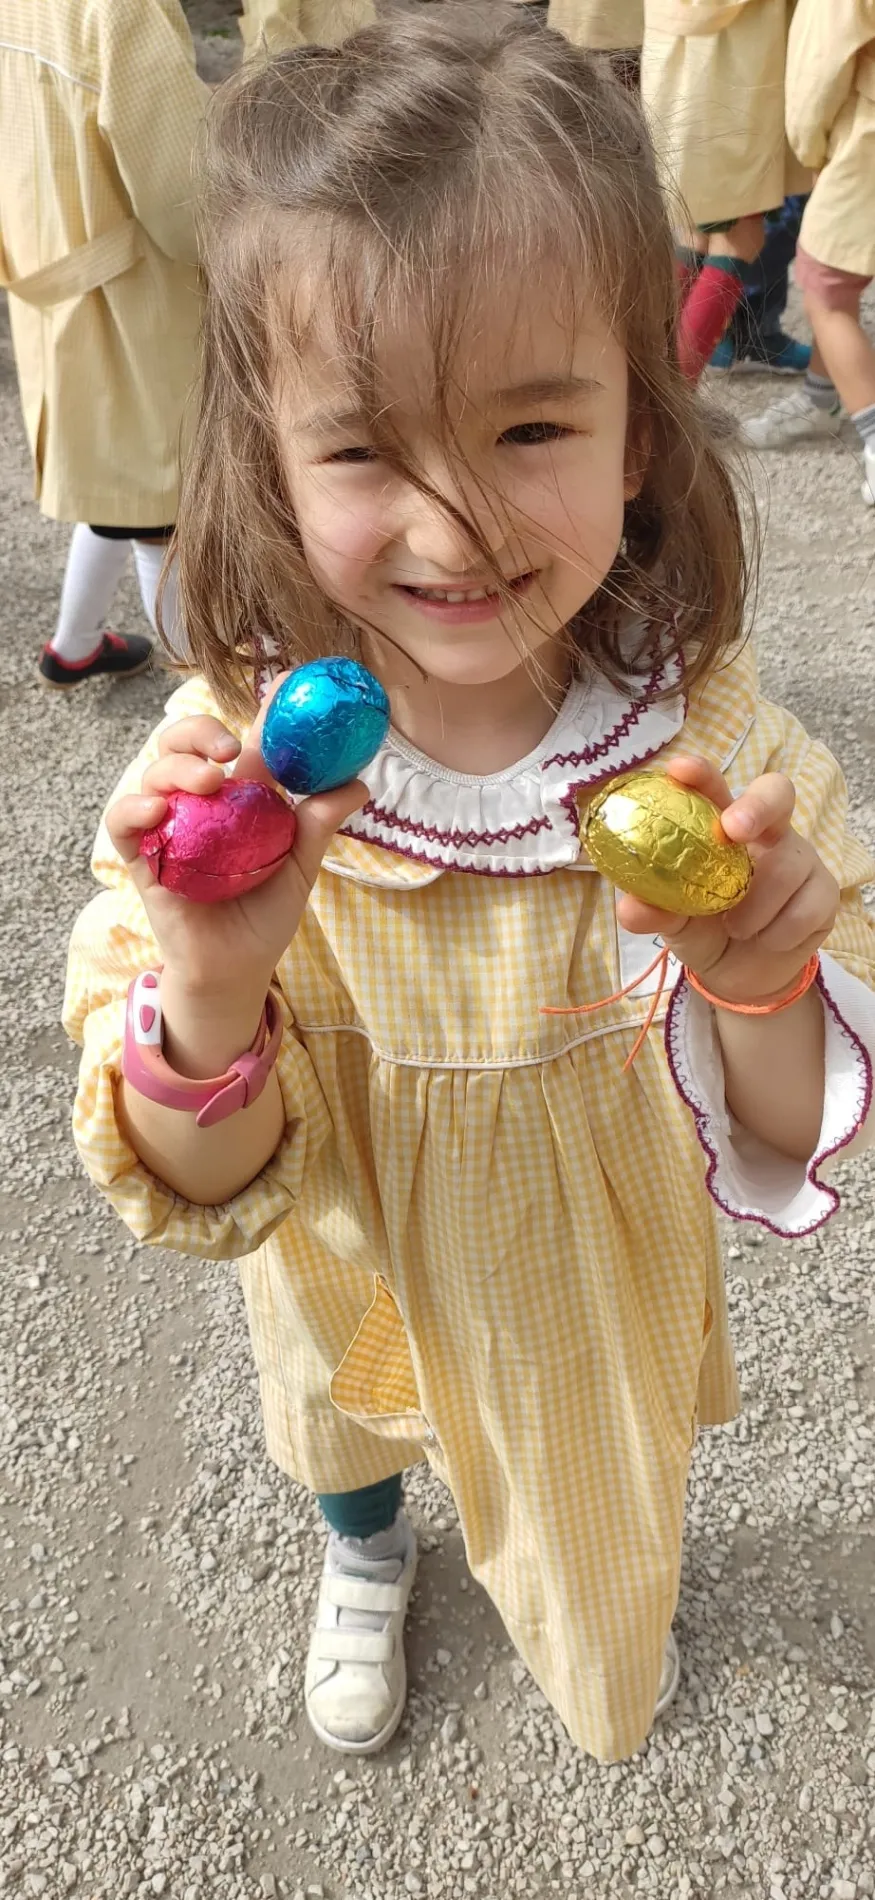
left=413, top=586, right=492, bottom=601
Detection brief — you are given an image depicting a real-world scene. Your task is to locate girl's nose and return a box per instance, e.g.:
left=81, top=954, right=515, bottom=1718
left=402, top=471, right=507, bottom=570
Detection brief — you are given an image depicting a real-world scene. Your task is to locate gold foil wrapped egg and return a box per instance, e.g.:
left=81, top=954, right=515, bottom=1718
left=580, top=769, right=752, bottom=916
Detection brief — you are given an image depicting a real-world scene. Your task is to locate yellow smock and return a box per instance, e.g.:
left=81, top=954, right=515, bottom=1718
left=0, top=0, right=207, bottom=527
left=549, top=0, right=644, bottom=49
left=787, top=0, right=875, bottom=278
left=63, top=636, right=875, bottom=1760
left=641, top=0, right=807, bottom=228
left=239, top=0, right=376, bottom=55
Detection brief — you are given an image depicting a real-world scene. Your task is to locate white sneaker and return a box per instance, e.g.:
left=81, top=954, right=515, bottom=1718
left=305, top=1512, right=417, bottom=1754
left=741, top=389, right=842, bottom=450
left=654, top=1630, right=680, bottom=1721
left=862, top=443, right=875, bottom=506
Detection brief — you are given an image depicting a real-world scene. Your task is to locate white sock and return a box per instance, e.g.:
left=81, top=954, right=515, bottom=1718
left=132, top=539, right=187, bottom=658
left=50, top=525, right=130, bottom=662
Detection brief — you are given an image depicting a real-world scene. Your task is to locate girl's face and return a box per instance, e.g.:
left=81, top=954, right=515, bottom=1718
left=276, top=279, right=638, bottom=690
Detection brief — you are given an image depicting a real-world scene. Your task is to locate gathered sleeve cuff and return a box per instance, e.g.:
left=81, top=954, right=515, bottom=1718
left=664, top=953, right=874, bottom=1238
left=64, top=888, right=330, bottom=1261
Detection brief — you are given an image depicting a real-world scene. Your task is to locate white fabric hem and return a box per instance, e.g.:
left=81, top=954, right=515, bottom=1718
left=664, top=952, right=874, bottom=1237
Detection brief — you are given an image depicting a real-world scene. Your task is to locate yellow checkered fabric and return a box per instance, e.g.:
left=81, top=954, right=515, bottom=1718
left=0, top=0, right=206, bottom=524
left=63, top=638, right=875, bottom=1759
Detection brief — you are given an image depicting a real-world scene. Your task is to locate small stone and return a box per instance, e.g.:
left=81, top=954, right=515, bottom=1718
left=260, top=1878, right=277, bottom=1898
left=832, top=1883, right=857, bottom=1900
left=151, top=1879, right=167, bottom=1897
left=435, top=1649, right=452, bottom=1668
left=404, top=1878, right=424, bottom=1896
left=831, top=1614, right=845, bottom=1641
left=440, top=1713, right=462, bottom=1747
left=798, top=1786, right=813, bottom=1814
left=625, top=1825, right=645, bottom=1846
left=200, top=1553, right=217, bottom=1574
left=647, top=1836, right=667, bottom=1859
left=755, top=1711, right=774, bottom=1738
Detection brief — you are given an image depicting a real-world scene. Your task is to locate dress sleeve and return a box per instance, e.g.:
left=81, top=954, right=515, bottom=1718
left=663, top=690, right=875, bottom=1237
left=96, top=0, right=208, bottom=267
left=785, top=0, right=873, bottom=172
left=62, top=691, right=332, bottom=1261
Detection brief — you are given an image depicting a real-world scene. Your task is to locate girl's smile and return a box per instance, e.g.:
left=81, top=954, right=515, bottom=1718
left=391, top=568, right=536, bottom=622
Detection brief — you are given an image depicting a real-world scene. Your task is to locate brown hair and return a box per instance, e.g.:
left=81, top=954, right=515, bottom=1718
left=172, top=1, right=752, bottom=722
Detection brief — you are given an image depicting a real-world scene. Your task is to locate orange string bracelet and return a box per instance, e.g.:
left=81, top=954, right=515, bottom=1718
left=541, top=950, right=821, bottom=1074
left=686, top=952, right=820, bottom=1015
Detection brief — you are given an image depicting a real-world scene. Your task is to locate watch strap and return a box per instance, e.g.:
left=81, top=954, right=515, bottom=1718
left=122, top=972, right=283, bottom=1128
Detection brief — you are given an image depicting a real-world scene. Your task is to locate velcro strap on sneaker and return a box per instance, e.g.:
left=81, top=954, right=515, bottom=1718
left=325, top=1576, right=407, bottom=1616
left=315, top=1629, right=395, bottom=1664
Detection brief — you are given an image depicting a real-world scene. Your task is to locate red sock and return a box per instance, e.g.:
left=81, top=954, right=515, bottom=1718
left=677, top=261, right=744, bottom=383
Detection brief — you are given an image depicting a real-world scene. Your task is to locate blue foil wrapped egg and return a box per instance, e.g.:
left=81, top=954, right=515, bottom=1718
left=260, top=657, right=390, bottom=796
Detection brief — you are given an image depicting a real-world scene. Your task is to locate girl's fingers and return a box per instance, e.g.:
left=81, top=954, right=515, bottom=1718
left=141, top=754, right=230, bottom=800
left=664, top=754, right=733, bottom=811
left=719, top=772, right=796, bottom=846
left=664, top=759, right=797, bottom=849
left=232, top=672, right=293, bottom=787
left=291, top=779, right=370, bottom=889
left=157, top=716, right=240, bottom=763
left=105, top=793, right=168, bottom=869
left=745, top=875, right=839, bottom=956
left=722, top=833, right=812, bottom=941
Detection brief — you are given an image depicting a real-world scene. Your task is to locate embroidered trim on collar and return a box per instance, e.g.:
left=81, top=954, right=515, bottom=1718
left=339, top=645, right=686, bottom=877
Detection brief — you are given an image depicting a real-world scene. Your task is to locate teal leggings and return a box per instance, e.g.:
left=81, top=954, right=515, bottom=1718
left=318, top=1474, right=403, bottom=1539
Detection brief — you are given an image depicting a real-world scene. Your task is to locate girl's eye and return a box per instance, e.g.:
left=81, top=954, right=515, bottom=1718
left=325, top=445, right=379, bottom=465
left=500, top=421, right=572, bottom=447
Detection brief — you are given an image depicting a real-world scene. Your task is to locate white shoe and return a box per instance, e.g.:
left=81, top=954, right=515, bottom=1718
left=653, top=1630, right=680, bottom=1721
left=741, top=389, right=842, bottom=450
left=862, top=443, right=875, bottom=506
left=305, top=1512, right=417, bottom=1754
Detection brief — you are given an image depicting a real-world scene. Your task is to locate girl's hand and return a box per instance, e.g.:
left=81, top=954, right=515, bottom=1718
left=106, top=680, right=367, bottom=1013
left=617, top=755, right=840, bottom=1005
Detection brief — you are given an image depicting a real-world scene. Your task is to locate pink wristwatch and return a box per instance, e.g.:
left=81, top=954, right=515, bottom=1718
left=122, top=972, right=283, bottom=1128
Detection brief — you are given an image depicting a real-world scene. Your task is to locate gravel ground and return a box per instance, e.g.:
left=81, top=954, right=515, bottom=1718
left=3, top=19, right=875, bottom=1893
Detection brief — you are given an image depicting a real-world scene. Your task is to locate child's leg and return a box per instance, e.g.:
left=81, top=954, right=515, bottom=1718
left=742, top=255, right=873, bottom=466
left=48, top=524, right=130, bottom=662
left=306, top=1473, right=416, bottom=1754
left=676, top=215, right=765, bottom=382
left=318, top=1473, right=403, bottom=1537
left=131, top=535, right=188, bottom=659
left=38, top=524, right=154, bottom=689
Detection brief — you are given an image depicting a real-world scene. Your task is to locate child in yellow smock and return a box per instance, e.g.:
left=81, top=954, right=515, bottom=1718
left=0, top=0, right=207, bottom=685
left=64, top=7, right=875, bottom=1764
left=744, top=0, right=875, bottom=506
left=642, top=0, right=807, bottom=378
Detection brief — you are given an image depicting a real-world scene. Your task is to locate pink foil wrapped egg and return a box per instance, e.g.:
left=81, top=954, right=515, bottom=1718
left=139, top=780, right=296, bottom=903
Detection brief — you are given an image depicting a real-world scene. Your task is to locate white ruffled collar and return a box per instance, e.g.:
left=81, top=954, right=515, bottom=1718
left=339, top=640, right=686, bottom=878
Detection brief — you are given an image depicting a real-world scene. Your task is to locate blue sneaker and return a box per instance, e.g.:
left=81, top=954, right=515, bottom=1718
left=754, top=332, right=811, bottom=375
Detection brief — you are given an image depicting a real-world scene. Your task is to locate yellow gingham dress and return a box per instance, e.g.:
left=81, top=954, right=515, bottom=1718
left=64, top=635, right=875, bottom=1760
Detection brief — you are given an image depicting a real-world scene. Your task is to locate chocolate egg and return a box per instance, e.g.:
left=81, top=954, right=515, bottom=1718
left=261, top=657, right=390, bottom=796
left=139, top=780, right=296, bottom=904
left=580, top=769, right=752, bottom=916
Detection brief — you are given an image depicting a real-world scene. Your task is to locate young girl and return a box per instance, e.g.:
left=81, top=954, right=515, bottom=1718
left=64, top=5, right=875, bottom=1765
left=0, top=0, right=205, bottom=684
left=744, top=0, right=875, bottom=502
